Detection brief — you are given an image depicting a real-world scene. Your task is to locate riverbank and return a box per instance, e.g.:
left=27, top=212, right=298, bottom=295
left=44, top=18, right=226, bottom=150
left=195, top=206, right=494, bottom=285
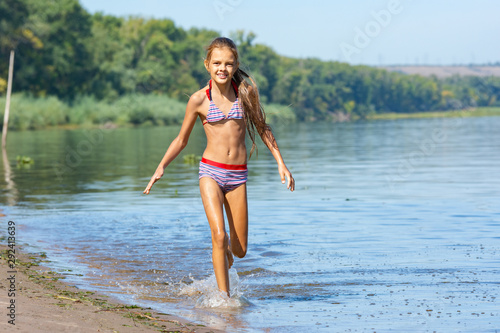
left=2, top=93, right=499, bottom=132
left=0, top=93, right=296, bottom=131
left=0, top=243, right=223, bottom=333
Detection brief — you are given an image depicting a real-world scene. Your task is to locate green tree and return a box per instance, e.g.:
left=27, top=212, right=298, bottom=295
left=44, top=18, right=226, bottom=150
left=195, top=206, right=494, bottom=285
left=87, top=13, right=134, bottom=99
left=13, top=0, right=93, bottom=99
left=0, top=0, right=42, bottom=87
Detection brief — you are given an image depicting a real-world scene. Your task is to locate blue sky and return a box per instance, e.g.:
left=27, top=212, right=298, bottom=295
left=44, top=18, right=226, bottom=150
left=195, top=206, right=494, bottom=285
left=79, top=0, right=500, bottom=66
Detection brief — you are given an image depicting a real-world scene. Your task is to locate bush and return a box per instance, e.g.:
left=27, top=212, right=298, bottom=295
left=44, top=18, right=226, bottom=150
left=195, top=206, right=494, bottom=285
left=114, top=94, right=186, bottom=126
left=0, top=93, right=298, bottom=131
left=0, top=93, right=68, bottom=130
left=264, top=103, right=297, bottom=124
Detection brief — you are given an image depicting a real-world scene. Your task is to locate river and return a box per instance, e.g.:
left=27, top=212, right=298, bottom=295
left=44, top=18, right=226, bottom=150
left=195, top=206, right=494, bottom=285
left=1, top=116, right=499, bottom=332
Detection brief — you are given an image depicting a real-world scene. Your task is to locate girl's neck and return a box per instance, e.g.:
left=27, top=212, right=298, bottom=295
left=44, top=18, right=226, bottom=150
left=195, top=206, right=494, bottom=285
left=211, top=79, right=234, bottom=99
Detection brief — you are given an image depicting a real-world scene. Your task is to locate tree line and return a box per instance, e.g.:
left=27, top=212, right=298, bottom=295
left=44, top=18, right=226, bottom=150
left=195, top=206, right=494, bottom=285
left=1, top=0, right=500, bottom=122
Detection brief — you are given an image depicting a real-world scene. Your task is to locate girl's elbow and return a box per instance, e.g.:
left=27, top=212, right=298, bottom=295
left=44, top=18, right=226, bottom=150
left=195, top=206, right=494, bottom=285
left=177, top=137, right=189, bottom=149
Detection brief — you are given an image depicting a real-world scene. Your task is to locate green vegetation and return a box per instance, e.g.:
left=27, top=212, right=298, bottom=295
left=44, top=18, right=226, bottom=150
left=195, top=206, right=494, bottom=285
left=1, top=0, right=500, bottom=130
left=16, top=154, right=34, bottom=168
left=0, top=93, right=296, bottom=130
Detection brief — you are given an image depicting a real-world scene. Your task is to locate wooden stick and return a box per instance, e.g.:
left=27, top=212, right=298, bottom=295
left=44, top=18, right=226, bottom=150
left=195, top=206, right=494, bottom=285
left=2, top=50, right=15, bottom=148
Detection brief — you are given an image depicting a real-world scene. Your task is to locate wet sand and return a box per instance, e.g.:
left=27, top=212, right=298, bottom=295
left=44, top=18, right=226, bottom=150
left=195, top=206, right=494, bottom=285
left=0, top=244, right=223, bottom=333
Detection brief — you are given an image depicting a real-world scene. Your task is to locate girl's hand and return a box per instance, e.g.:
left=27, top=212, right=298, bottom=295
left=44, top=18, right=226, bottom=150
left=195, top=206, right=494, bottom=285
left=143, top=167, right=164, bottom=194
left=279, top=163, right=295, bottom=192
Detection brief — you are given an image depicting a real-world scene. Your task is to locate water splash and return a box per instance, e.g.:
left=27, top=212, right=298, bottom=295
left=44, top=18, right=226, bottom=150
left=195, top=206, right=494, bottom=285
left=179, top=268, right=250, bottom=308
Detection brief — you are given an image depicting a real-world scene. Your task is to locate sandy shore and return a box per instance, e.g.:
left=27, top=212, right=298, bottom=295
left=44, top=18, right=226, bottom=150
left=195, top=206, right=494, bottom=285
left=0, top=244, right=223, bottom=333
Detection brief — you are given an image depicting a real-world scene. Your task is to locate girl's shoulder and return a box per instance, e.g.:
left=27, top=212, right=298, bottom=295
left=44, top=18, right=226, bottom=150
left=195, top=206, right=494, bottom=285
left=188, top=86, right=209, bottom=107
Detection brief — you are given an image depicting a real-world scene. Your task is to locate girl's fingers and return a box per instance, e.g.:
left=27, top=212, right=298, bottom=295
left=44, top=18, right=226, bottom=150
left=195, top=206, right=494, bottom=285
left=281, top=170, right=294, bottom=192
left=288, top=174, right=295, bottom=192
left=279, top=167, right=294, bottom=192
left=143, top=175, right=160, bottom=194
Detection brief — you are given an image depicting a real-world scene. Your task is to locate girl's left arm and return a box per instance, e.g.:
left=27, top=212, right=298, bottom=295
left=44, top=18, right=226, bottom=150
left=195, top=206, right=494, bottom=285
left=260, top=128, right=295, bottom=192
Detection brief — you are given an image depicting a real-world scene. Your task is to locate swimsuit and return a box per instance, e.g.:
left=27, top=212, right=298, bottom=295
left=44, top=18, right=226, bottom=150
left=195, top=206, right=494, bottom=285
left=199, top=80, right=247, bottom=192
left=202, top=80, right=244, bottom=125
left=199, top=158, right=248, bottom=193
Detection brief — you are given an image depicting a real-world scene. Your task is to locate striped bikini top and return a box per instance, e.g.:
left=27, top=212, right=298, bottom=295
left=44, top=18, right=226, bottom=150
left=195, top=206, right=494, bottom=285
left=203, top=80, right=244, bottom=125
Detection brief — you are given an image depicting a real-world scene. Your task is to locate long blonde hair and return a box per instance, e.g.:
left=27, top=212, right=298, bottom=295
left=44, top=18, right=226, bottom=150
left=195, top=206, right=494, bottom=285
left=205, top=37, right=275, bottom=157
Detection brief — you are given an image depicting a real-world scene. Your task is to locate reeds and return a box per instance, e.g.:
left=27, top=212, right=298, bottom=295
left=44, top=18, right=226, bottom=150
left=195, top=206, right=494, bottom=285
left=0, top=94, right=68, bottom=130
left=0, top=94, right=297, bottom=130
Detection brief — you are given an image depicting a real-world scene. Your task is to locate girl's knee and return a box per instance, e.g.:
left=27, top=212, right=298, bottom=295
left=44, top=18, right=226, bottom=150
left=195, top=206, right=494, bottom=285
left=211, top=231, right=228, bottom=250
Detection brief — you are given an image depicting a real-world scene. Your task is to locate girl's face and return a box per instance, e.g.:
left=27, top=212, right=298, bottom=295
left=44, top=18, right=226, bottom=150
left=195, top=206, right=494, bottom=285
left=205, top=47, right=238, bottom=85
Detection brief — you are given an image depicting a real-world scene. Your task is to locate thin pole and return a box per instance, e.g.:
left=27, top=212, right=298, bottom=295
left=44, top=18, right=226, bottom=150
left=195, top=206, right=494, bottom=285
left=2, top=50, right=15, bottom=148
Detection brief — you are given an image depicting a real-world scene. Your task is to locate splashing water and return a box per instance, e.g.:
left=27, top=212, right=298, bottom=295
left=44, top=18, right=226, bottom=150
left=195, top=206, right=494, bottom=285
left=179, top=268, right=250, bottom=308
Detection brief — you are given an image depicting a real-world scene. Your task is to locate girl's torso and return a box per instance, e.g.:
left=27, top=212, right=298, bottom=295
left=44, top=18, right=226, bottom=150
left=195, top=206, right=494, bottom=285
left=197, top=81, right=247, bottom=165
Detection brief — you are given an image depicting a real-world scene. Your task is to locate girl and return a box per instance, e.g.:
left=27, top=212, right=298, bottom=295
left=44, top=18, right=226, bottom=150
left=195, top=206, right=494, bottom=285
left=144, top=37, right=294, bottom=297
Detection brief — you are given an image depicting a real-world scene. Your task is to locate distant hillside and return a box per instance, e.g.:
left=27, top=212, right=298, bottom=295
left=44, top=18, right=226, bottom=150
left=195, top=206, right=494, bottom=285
left=378, top=66, right=500, bottom=78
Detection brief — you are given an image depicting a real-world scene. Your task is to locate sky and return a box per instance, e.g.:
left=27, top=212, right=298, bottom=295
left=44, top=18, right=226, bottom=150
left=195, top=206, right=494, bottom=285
left=78, top=0, right=500, bottom=66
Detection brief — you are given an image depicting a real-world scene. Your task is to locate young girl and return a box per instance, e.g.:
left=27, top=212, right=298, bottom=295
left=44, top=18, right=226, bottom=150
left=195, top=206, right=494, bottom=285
left=143, top=37, right=294, bottom=297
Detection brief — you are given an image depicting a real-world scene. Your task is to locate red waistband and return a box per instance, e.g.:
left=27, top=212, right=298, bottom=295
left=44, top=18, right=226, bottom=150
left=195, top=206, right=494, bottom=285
left=201, top=157, right=247, bottom=170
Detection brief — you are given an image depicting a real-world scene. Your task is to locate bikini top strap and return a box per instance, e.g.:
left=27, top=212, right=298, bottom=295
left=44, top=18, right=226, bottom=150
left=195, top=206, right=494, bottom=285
left=231, top=80, right=238, bottom=97
left=205, top=79, right=238, bottom=101
left=205, top=80, right=212, bottom=101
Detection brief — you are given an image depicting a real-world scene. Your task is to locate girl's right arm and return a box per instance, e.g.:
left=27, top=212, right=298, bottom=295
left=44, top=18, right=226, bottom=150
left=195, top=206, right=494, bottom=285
left=143, top=93, right=203, bottom=194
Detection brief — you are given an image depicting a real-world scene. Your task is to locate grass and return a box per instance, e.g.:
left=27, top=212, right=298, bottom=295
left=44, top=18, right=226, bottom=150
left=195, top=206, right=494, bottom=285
left=0, top=93, right=297, bottom=130
left=1, top=94, right=69, bottom=130
left=264, top=103, right=297, bottom=123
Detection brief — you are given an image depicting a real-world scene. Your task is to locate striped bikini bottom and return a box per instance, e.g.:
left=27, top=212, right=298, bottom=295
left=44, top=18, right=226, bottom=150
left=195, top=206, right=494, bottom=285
left=199, top=157, right=248, bottom=193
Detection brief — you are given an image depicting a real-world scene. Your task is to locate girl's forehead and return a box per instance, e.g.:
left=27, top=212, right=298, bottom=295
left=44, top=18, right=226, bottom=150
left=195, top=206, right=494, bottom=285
left=210, top=47, right=237, bottom=61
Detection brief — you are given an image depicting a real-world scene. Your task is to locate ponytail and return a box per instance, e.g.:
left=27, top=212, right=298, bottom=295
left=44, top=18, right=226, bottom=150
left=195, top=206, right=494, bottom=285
left=233, top=68, right=275, bottom=158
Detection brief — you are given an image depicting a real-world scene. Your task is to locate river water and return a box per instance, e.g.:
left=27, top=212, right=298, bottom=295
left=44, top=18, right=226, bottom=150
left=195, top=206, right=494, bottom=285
left=1, top=116, right=499, bottom=332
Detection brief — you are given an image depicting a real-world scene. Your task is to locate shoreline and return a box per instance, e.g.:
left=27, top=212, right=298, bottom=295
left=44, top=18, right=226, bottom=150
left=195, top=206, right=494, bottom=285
left=0, top=243, right=223, bottom=333
left=1, top=104, right=499, bottom=133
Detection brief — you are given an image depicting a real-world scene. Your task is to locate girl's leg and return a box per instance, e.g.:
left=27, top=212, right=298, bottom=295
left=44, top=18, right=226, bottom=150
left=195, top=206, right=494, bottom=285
left=224, top=183, right=248, bottom=259
left=199, top=177, right=230, bottom=295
